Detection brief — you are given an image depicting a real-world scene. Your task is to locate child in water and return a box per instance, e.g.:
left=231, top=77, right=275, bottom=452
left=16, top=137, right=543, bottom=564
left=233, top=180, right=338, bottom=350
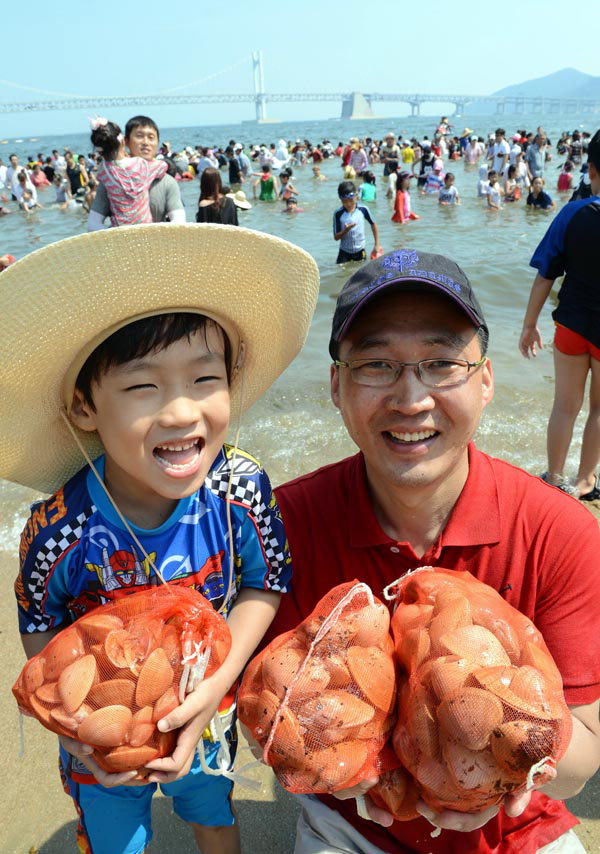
left=477, top=164, right=489, bottom=197
left=438, top=172, right=460, bottom=205
left=358, top=171, right=376, bottom=202
left=278, top=169, right=298, bottom=201
left=527, top=177, right=555, bottom=210
left=90, top=118, right=168, bottom=227
left=391, top=171, right=420, bottom=223
left=557, top=161, right=574, bottom=192
left=422, top=163, right=445, bottom=195
left=282, top=197, right=304, bottom=213
left=486, top=170, right=504, bottom=210
left=503, top=165, right=521, bottom=202
left=253, top=164, right=278, bottom=201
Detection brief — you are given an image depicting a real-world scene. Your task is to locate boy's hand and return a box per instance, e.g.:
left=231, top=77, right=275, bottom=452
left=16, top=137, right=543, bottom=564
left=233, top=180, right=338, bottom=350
left=143, top=674, right=225, bottom=784
left=58, top=735, right=142, bottom=788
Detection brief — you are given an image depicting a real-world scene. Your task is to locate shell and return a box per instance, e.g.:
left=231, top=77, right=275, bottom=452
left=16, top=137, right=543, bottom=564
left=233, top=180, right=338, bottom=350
left=160, top=624, right=183, bottom=668
left=156, top=728, right=177, bottom=757
left=77, top=704, right=133, bottom=747
left=324, top=654, right=352, bottom=687
left=442, top=735, right=510, bottom=791
left=396, top=627, right=431, bottom=670
left=88, top=679, right=135, bottom=709
left=103, top=744, right=159, bottom=772
left=129, top=722, right=156, bottom=747
left=356, top=709, right=396, bottom=742
left=471, top=608, right=521, bottom=661
left=471, top=666, right=561, bottom=721
left=29, top=694, right=55, bottom=727
left=433, top=588, right=470, bottom=614
left=437, top=625, right=511, bottom=668
left=406, top=689, right=439, bottom=761
left=520, top=642, right=562, bottom=688
left=429, top=599, right=472, bottom=650
left=262, top=646, right=306, bottom=699
left=45, top=629, right=85, bottom=680
left=58, top=654, right=97, bottom=714
left=35, top=681, right=61, bottom=705
left=510, top=666, right=555, bottom=711
left=297, top=690, right=375, bottom=731
left=308, top=740, right=368, bottom=791
left=136, top=648, right=174, bottom=708
left=104, top=627, right=154, bottom=673
left=490, top=720, right=558, bottom=774
left=81, top=612, right=124, bottom=642
left=352, top=604, right=391, bottom=648
left=50, top=703, right=91, bottom=732
left=428, top=656, right=479, bottom=701
left=152, top=687, right=180, bottom=723
left=391, top=603, right=434, bottom=636
left=265, top=706, right=307, bottom=770
left=438, top=688, right=503, bottom=751
left=415, top=755, right=463, bottom=801
left=346, top=645, right=395, bottom=712
left=24, top=657, right=46, bottom=694
left=370, top=768, right=420, bottom=821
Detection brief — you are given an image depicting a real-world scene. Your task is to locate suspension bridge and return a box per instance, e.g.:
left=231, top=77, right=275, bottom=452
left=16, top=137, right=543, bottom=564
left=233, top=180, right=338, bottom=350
left=2, top=53, right=599, bottom=120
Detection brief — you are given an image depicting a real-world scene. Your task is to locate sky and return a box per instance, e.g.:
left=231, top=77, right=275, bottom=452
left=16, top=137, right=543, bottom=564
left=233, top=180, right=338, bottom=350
left=1, top=0, right=599, bottom=138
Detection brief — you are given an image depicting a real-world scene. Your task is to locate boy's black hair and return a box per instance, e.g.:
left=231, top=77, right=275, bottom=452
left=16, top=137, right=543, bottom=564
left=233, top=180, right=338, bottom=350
left=75, top=313, right=232, bottom=411
left=338, top=180, right=357, bottom=198
left=124, top=115, right=159, bottom=140
left=587, top=130, right=600, bottom=173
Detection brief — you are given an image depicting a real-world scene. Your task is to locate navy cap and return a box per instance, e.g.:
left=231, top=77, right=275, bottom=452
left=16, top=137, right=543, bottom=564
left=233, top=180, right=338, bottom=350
left=329, top=248, right=488, bottom=358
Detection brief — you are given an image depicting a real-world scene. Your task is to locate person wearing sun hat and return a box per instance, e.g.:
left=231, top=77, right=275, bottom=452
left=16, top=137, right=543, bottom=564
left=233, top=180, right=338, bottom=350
left=1, top=223, right=319, bottom=854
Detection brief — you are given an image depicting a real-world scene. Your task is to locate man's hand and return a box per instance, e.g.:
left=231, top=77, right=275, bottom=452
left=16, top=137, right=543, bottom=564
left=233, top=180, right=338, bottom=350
left=332, top=776, right=394, bottom=828
left=416, top=788, right=533, bottom=833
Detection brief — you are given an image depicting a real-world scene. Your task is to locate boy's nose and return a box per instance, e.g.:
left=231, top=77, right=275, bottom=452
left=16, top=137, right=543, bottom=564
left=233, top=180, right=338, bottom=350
left=159, top=396, right=200, bottom=427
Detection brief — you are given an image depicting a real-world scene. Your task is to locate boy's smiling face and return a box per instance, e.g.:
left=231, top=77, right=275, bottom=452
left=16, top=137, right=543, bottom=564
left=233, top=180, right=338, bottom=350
left=70, top=328, right=230, bottom=527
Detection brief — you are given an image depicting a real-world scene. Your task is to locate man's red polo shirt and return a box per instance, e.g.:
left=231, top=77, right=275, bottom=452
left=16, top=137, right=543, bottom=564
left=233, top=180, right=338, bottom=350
left=269, top=444, right=600, bottom=854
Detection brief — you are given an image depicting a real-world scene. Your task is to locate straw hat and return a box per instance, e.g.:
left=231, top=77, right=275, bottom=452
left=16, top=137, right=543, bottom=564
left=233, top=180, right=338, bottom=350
left=227, top=189, right=252, bottom=210
left=0, top=223, right=319, bottom=494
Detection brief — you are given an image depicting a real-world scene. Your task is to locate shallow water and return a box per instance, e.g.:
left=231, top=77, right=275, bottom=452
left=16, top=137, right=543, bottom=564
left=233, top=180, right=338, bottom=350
left=0, top=113, right=594, bottom=551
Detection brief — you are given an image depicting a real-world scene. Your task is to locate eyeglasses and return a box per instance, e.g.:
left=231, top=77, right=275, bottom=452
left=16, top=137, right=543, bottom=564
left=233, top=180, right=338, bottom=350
left=334, top=356, right=486, bottom=388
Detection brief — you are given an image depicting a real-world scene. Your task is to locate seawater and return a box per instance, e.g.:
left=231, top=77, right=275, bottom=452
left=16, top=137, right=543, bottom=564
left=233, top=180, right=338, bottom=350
left=1, top=113, right=596, bottom=552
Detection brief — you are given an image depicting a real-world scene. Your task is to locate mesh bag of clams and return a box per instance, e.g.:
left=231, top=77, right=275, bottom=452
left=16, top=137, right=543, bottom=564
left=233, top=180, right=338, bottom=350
left=381, top=566, right=572, bottom=815
left=13, top=584, right=231, bottom=777
left=238, top=581, right=399, bottom=793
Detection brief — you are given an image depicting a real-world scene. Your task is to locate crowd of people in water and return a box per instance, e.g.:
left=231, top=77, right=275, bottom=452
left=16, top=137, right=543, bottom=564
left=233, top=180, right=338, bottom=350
left=0, top=114, right=595, bottom=268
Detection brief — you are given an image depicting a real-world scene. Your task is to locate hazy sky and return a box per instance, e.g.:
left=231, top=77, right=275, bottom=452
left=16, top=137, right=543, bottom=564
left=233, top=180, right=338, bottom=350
left=1, top=0, right=598, bottom=138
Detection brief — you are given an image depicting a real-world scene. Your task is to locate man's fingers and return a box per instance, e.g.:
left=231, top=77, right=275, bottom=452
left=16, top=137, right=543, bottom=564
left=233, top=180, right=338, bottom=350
left=416, top=800, right=499, bottom=832
left=332, top=776, right=379, bottom=801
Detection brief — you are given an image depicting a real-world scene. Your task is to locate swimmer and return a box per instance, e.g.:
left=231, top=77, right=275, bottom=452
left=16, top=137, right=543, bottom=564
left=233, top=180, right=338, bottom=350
left=282, top=197, right=304, bottom=213
left=312, top=165, right=327, bottom=181
left=391, top=171, right=419, bottom=223
left=438, top=172, right=460, bottom=205
left=527, top=176, right=555, bottom=210
left=486, top=170, right=504, bottom=210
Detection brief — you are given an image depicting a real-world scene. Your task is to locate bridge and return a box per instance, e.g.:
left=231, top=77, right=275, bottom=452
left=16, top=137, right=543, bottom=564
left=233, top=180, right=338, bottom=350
left=2, top=53, right=599, bottom=120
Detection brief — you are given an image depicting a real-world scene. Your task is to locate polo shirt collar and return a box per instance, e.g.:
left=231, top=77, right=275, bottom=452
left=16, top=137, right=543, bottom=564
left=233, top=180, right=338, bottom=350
left=348, top=443, right=501, bottom=551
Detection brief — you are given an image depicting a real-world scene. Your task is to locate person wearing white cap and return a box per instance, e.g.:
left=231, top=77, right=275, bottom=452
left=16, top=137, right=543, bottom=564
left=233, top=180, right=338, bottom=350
left=2, top=224, right=320, bottom=854
left=381, top=133, right=401, bottom=176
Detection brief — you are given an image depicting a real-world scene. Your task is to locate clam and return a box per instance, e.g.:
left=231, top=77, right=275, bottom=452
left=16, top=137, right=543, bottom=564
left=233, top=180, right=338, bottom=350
left=88, top=678, right=135, bottom=709
left=262, top=646, right=306, bottom=698
left=391, top=603, right=434, bottom=636
left=128, top=722, right=155, bottom=748
left=415, top=755, right=463, bottom=802
left=402, top=571, right=465, bottom=605
left=77, top=704, right=132, bottom=747
left=36, top=681, right=60, bottom=705
left=356, top=709, right=396, bottom=742
left=29, top=694, right=55, bottom=727
left=346, top=645, right=395, bottom=712
left=442, top=735, right=508, bottom=791
left=472, top=666, right=561, bottom=721
left=352, top=604, right=391, bottom=648
left=298, top=690, right=374, bottom=731
left=325, top=654, right=352, bottom=687
left=156, top=728, right=177, bottom=757
left=265, top=706, right=307, bottom=770
left=520, top=642, right=563, bottom=690
left=370, top=768, right=420, bottom=821
left=160, top=624, right=183, bottom=668
left=81, top=612, right=124, bottom=643
left=438, top=688, right=503, bottom=751
left=437, top=625, right=511, bottom=668
left=429, top=599, right=472, bottom=650
left=433, top=588, right=470, bottom=615
left=406, top=689, right=440, bottom=760
left=103, top=744, right=158, bottom=772
left=50, top=703, right=91, bottom=732
left=490, top=720, right=558, bottom=775
left=104, top=626, right=154, bottom=673
left=428, top=656, right=479, bottom=701
left=511, top=666, right=555, bottom=711
left=136, top=648, right=174, bottom=708
left=23, top=657, right=45, bottom=694
left=45, top=629, right=85, bottom=680
left=308, top=740, right=368, bottom=791
left=396, top=627, right=430, bottom=670
left=471, top=608, right=521, bottom=661
left=58, top=654, right=96, bottom=714
left=152, top=687, right=180, bottom=723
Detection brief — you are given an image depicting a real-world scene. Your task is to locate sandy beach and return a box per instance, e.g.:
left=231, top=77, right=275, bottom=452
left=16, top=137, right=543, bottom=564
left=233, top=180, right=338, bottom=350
left=2, top=502, right=600, bottom=852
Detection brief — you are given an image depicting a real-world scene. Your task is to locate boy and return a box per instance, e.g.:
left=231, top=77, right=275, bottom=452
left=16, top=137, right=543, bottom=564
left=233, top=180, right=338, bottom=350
left=2, top=224, right=319, bottom=854
left=333, top=180, right=381, bottom=264
left=486, top=169, right=504, bottom=210
left=438, top=171, right=460, bottom=205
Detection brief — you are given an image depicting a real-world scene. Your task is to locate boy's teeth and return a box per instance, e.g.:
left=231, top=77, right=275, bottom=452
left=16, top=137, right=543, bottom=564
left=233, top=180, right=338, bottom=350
left=388, top=430, right=436, bottom=442
left=157, top=440, right=197, bottom=452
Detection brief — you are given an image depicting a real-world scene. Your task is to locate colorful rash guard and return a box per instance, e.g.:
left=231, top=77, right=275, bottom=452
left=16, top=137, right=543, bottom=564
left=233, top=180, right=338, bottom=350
left=16, top=444, right=291, bottom=784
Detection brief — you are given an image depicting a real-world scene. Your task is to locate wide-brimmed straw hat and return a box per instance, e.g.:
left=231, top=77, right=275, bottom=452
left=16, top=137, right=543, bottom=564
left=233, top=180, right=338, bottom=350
left=0, top=223, right=319, bottom=494
left=227, top=190, right=252, bottom=210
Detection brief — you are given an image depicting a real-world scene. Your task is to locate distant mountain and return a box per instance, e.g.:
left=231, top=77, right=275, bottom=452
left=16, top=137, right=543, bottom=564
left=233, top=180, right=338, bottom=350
left=492, top=68, right=595, bottom=98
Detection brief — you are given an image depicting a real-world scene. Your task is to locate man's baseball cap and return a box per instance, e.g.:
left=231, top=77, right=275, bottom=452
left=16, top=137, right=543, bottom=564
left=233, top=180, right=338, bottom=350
left=329, top=249, right=488, bottom=358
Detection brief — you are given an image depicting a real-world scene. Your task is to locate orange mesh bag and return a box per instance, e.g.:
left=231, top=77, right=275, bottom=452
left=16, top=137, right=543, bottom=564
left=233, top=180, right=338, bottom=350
left=238, top=581, right=398, bottom=793
left=13, top=584, right=231, bottom=777
left=384, top=566, right=572, bottom=814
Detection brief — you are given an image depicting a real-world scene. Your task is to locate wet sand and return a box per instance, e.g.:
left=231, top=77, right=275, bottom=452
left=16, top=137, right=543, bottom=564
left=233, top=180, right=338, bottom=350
left=2, top=502, right=600, bottom=852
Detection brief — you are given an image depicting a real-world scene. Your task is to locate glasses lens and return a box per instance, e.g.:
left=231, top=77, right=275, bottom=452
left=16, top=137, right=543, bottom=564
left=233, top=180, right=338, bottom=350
left=419, top=360, right=469, bottom=387
left=351, top=360, right=397, bottom=386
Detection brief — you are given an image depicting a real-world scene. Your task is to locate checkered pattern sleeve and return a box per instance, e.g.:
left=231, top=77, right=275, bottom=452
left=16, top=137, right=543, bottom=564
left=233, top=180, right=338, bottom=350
left=15, top=488, right=94, bottom=633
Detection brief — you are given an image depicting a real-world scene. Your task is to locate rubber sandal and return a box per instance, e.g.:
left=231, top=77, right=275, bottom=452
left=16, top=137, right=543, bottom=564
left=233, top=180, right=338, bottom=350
left=539, top=472, right=578, bottom=497
left=579, top=475, right=600, bottom=502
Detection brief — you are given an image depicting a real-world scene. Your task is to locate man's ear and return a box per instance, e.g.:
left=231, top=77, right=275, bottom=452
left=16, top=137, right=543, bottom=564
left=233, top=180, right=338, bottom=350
left=330, top=363, right=341, bottom=410
left=69, top=388, right=98, bottom=433
left=481, top=358, right=494, bottom=409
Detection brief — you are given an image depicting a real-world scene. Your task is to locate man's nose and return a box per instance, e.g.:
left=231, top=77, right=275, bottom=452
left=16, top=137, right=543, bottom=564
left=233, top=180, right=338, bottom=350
left=385, top=368, right=435, bottom=411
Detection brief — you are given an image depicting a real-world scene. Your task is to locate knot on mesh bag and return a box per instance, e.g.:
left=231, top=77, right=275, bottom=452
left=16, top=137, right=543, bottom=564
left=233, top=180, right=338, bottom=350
left=13, top=585, right=232, bottom=778
left=238, top=581, right=400, bottom=793
left=381, top=566, right=571, bottom=815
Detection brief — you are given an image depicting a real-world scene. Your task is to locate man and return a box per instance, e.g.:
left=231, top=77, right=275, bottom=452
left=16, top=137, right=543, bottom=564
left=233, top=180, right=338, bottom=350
left=226, top=146, right=244, bottom=190
left=265, top=249, right=600, bottom=853
left=526, top=133, right=547, bottom=181
left=489, top=128, right=510, bottom=176
left=88, top=115, right=185, bottom=230
left=380, top=133, right=401, bottom=176
left=234, top=143, right=251, bottom=178
left=6, top=154, right=32, bottom=199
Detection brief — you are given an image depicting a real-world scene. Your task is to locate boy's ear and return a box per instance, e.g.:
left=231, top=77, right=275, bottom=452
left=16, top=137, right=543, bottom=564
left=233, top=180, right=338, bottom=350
left=69, top=388, right=98, bottom=433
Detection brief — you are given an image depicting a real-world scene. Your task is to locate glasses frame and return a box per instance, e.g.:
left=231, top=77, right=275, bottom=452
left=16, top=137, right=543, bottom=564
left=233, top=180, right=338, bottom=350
left=334, top=355, right=487, bottom=388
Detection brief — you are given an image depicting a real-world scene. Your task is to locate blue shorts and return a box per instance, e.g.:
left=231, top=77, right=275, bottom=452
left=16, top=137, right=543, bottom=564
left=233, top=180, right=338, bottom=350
left=61, top=739, right=236, bottom=854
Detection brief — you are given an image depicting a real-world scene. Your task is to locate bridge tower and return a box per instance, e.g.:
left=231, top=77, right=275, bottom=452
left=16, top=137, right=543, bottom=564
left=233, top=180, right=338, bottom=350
left=252, top=51, right=267, bottom=121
